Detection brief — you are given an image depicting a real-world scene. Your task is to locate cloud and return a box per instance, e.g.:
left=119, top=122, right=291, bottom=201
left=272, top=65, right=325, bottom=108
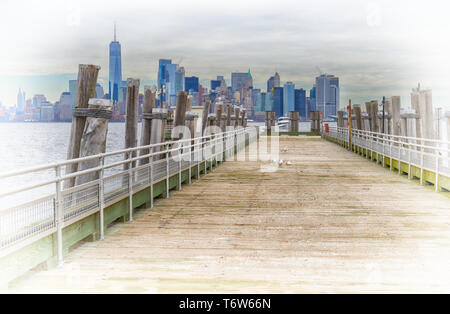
left=1, top=0, right=450, bottom=109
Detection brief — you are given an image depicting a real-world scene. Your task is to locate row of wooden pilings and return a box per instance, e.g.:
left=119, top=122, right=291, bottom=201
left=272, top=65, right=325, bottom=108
left=64, top=64, right=248, bottom=188
left=264, top=110, right=321, bottom=133
left=336, top=98, right=450, bottom=140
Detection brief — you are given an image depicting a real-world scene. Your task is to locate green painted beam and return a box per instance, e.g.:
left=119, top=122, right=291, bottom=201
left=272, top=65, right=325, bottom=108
left=323, top=135, right=450, bottom=192
left=0, top=137, right=250, bottom=287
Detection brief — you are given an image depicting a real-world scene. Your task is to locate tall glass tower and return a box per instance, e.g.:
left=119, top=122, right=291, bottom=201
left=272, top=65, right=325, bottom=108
left=283, top=82, right=295, bottom=115
left=109, top=24, right=122, bottom=104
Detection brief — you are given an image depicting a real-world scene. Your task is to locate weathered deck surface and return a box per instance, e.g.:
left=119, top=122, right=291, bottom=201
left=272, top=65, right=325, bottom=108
left=8, top=137, right=450, bottom=293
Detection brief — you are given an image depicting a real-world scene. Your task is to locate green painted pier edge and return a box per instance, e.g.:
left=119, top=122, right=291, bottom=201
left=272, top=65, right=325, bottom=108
left=0, top=137, right=253, bottom=287
left=323, top=133, right=450, bottom=195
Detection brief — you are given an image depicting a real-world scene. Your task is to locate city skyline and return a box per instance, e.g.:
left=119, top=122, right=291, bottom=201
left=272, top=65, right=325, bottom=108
left=1, top=0, right=450, bottom=109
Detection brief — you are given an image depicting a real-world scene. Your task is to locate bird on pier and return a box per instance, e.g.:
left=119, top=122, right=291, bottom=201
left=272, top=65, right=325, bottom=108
left=285, top=161, right=292, bottom=166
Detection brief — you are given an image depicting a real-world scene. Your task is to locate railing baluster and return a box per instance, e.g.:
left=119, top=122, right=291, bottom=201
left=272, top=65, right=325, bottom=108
left=99, top=156, right=105, bottom=240
left=128, top=152, right=133, bottom=222
left=166, top=143, right=170, bottom=198
left=55, top=165, right=63, bottom=266
left=149, top=147, right=154, bottom=209
left=435, top=149, right=440, bottom=192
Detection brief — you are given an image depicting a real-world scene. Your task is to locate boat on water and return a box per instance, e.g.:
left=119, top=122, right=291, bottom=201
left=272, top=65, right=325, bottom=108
left=277, top=116, right=290, bottom=131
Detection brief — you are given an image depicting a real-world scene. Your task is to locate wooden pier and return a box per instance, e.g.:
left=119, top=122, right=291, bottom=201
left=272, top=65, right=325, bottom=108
left=6, top=137, right=450, bottom=293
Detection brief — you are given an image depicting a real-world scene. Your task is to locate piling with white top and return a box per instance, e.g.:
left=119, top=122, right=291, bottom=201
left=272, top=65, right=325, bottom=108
left=76, top=99, right=112, bottom=185
left=65, top=64, right=101, bottom=189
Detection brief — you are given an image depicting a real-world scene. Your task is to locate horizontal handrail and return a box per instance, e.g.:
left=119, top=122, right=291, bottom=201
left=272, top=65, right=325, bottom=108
left=0, top=128, right=240, bottom=180
left=0, top=126, right=258, bottom=264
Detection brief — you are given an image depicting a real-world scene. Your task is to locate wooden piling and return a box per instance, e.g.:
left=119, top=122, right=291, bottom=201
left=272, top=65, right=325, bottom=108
left=265, top=111, right=272, bottom=133
left=310, top=111, right=320, bottom=132
left=391, top=96, right=401, bottom=136
left=365, top=101, right=380, bottom=132
left=289, top=111, right=300, bottom=132
left=337, top=110, right=344, bottom=128
left=150, top=107, right=168, bottom=159
left=185, top=96, right=197, bottom=139
left=353, top=106, right=363, bottom=130
left=240, top=109, right=246, bottom=127
left=139, top=86, right=156, bottom=165
left=234, top=107, right=241, bottom=128
left=226, top=104, right=232, bottom=127
left=65, top=64, right=100, bottom=188
left=124, top=78, right=140, bottom=170
left=173, top=91, right=188, bottom=140
left=76, top=99, right=112, bottom=185
left=216, top=104, right=223, bottom=129
left=348, top=100, right=352, bottom=151
left=201, top=100, right=210, bottom=135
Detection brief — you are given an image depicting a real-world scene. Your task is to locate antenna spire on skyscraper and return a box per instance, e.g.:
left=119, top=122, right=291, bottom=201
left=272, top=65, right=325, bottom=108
left=114, top=22, right=117, bottom=41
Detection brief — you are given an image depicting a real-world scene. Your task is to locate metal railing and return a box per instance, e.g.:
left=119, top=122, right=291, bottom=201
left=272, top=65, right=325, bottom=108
left=0, top=127, right=257, bottom=264
left=323, top=125, right=450, bottom=191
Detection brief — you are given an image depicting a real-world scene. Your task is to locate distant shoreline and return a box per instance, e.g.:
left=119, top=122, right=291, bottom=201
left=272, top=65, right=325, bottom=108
left=0, top=120, right=128, bottom=123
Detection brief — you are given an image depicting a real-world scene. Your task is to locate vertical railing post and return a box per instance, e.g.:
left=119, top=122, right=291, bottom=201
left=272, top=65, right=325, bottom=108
left=197, top=138, right=200, bottom=179
left=55, top=165, right=63, bottom=266
left=420, top=146, right=424, bottom=185
left=408, top=144, right=412, bottom=180
left=204, top=136, right=208, bottom=175
left=399, top=138, right=402, bottom=175
left=166, top=143, right=170, bottom=198
left=128, top=151, right=133, bottom=222
left=149, top=147, right=154, bottom=209
left=188, top=140, right=192, bottom=184
left=435, top=149, right=440, bottom=192
left=178, top=143, right=182, bottom=191
left=99, top=155, right=105, bottom=240
left=389, top=135, right=393, bottom=171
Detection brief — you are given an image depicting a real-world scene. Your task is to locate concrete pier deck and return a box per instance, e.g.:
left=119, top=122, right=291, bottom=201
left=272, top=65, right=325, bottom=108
left=7, top=137, right=450, bottom=293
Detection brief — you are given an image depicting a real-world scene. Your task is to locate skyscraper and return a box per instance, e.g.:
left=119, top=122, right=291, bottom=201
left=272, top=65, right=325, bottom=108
left=158, top=59, right=172, bottom=91
left=68, top=80, right=77, bottom=109
left=272, top=87, right=284, bottom=118
left=175, top=66, right=185, bottom=95
left=309, top=86, right=316, bottom=113
left=283, top=82, right=295, bottom=115
left=185, top=76, right=199, bottom=93
left=267, top=72, right=281, bottom=93
left=109, top=24, right=122, bottom=105
left=265, top=92, right=273, bottom=111
left=16, top=88, right=25, bottom=114
left=231, top=72, right=248, bottom=92
left=294, top=89, right=307, bottom=119
left=315, top=74, right=339, bottom=118
left=210, top=80, right=221, bottom=91
left=274, top=72, right=280, bottom=88
left=95, top=83, right=104, bottom=99
left=59, top=92, right=73, bottom=121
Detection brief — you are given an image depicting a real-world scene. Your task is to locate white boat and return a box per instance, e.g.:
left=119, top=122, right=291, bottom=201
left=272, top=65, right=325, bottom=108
left=277, top=116, right=290, bottom=131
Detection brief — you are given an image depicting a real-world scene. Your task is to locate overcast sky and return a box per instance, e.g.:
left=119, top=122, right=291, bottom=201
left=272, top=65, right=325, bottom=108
left=1, top=0, right=450, bottom=110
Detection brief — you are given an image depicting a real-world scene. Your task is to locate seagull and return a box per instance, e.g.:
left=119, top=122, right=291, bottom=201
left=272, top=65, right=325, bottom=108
left=278, top=159, right=283, bottom=165
left=285, top=161, right=292, bottom=166
left=281, top=147, right=288, bottom=153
